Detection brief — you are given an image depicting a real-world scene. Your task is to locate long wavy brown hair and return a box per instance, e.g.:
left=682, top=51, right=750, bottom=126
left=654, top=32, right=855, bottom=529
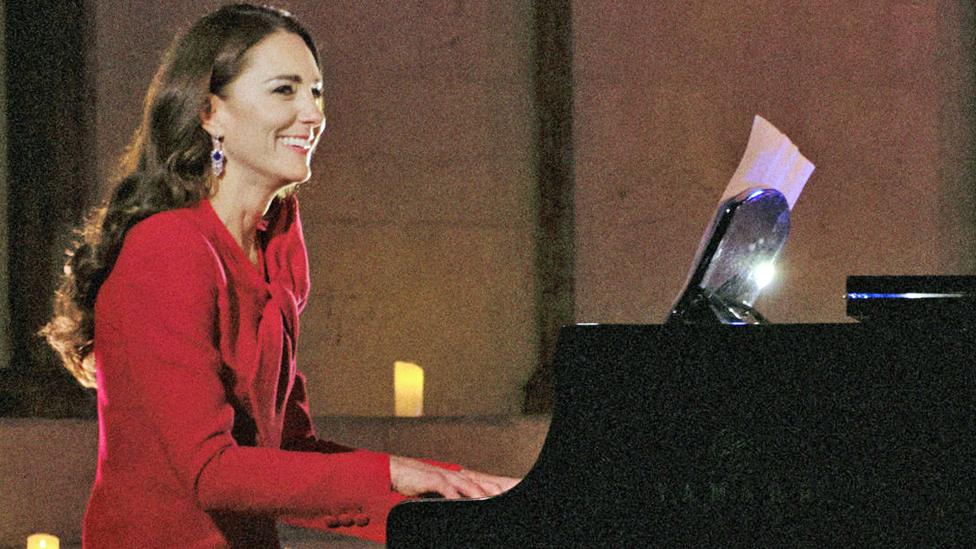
left=41, top=4, right=320, bottom=388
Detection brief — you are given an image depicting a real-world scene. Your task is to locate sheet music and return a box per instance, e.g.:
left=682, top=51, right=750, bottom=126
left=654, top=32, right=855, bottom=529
left=719, top=115, right=815, bottom=209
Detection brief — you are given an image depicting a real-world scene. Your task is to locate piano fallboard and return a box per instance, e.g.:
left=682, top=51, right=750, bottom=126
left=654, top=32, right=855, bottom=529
left=388, top=323, right=976, bottom=547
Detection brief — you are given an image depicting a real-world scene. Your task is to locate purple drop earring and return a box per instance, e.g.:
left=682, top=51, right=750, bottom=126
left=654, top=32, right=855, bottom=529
left=211, top=135, right=225, bottom=177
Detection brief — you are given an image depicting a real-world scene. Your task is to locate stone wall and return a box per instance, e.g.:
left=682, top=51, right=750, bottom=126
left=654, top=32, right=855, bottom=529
left=573, top=1, right=976, bottom=324
left=33, top=1, right=976, bottom=417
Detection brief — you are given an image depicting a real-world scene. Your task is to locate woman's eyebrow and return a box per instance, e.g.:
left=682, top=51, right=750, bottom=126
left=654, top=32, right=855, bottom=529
left=264, top=74, right=322, bottom=84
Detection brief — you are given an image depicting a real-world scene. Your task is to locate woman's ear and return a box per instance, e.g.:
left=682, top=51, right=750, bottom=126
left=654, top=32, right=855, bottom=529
left=200, top=94, right=223, bottom=136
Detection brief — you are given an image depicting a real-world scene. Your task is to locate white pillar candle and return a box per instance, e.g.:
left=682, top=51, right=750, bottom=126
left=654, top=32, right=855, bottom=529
left=26, top=534, right=59, bottom=549
left=394, top=361, right=424, bottom=417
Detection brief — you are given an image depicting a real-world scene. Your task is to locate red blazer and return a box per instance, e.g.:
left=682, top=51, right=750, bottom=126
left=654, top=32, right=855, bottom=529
left=85, top=197, right=441, bottom=548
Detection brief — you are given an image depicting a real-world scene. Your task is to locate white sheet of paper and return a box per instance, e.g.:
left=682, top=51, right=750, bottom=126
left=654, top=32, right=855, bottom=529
left=719, top=115, right=815, bottom=209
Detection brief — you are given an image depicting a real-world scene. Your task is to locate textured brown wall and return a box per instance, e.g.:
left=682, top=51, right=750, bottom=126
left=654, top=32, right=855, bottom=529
left=90, top=1, right=976, bottom=416
left=93, top=1, right=538, bottom=416
left=573, top=1, right=976, bottom=324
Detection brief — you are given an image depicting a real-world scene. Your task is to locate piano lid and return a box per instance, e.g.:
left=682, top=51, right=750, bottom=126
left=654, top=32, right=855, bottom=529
left=667, top=187, right=790, bottom=325
left=846, top=275, right=976, bottom=322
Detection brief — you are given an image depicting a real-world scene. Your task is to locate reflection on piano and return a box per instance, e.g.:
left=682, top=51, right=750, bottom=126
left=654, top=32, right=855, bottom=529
left=387, top=189, right=976, bottom=546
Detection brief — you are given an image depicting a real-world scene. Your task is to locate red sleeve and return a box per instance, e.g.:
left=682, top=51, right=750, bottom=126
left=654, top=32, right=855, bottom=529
left=276, top=370, right=459, bottom=543
left=96, top=214, right=391, bottom=525
left=280, top=370, right=354, bottom=454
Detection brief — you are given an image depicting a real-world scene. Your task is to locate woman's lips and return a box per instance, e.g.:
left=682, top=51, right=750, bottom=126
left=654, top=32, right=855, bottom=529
left=279, top=136, right=312, bottom=155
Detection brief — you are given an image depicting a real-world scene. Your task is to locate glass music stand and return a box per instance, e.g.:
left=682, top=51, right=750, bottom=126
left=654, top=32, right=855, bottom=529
left=666, top=188, right=790, bottom=325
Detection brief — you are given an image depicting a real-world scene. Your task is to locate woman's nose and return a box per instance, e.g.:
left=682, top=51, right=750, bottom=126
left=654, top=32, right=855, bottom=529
left=299, top=94, right=325, bottom=128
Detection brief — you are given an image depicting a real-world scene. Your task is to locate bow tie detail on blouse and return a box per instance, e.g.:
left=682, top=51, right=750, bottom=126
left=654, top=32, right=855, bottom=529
left=237, top=196, right=310, bottom=449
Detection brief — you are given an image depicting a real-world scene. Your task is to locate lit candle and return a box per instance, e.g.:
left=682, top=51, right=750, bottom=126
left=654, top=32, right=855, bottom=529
left=26, top=534, right=59, bottom=549
left=394, top=361, right=424, bottom=417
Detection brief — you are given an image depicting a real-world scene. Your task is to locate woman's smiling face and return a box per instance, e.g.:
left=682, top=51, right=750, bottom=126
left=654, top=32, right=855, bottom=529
left=204, top=31, right=326, bottom=188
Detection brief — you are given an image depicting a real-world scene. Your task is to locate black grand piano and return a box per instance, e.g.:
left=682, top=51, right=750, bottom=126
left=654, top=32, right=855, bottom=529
left=387, top=189, right=976, bottom=547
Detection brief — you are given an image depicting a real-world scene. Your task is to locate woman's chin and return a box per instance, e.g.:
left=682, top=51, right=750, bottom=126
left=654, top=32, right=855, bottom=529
left=292, top=170, right=313, bottom=185
left=273, top=169, right=312, bottom=188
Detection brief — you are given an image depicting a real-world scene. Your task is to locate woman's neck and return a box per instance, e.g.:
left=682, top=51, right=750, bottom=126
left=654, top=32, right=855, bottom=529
left=208, top=178, right=276, bottom=264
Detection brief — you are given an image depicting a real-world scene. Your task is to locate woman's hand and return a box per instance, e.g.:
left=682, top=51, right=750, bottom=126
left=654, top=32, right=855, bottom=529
left=390, top=455, right=521, bottom=499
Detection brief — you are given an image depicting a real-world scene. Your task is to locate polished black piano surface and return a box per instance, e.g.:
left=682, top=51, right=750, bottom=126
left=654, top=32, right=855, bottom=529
left=388, top=322, right=976, bottom=547
left=388, top=189, right=976, bottom=546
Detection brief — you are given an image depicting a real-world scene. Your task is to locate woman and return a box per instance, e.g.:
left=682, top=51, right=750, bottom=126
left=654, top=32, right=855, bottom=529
left=42, top=4, right=517, bottom=547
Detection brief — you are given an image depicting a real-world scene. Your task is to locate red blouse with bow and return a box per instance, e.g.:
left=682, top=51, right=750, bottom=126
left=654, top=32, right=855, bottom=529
left=84, top=197, right=437, bottom=548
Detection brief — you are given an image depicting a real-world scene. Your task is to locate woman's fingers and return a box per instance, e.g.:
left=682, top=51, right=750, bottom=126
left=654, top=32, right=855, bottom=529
left=459, top=469, right=522, bottom=494
left=436, top=477, right=461, bottom=499
left=390, top=456, right=490, bottom=499
left=458, top=470, right=502, bottom=496
left=389, top=455, right=523, bottom=499
left=443, top=470, right=487, bottom=499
